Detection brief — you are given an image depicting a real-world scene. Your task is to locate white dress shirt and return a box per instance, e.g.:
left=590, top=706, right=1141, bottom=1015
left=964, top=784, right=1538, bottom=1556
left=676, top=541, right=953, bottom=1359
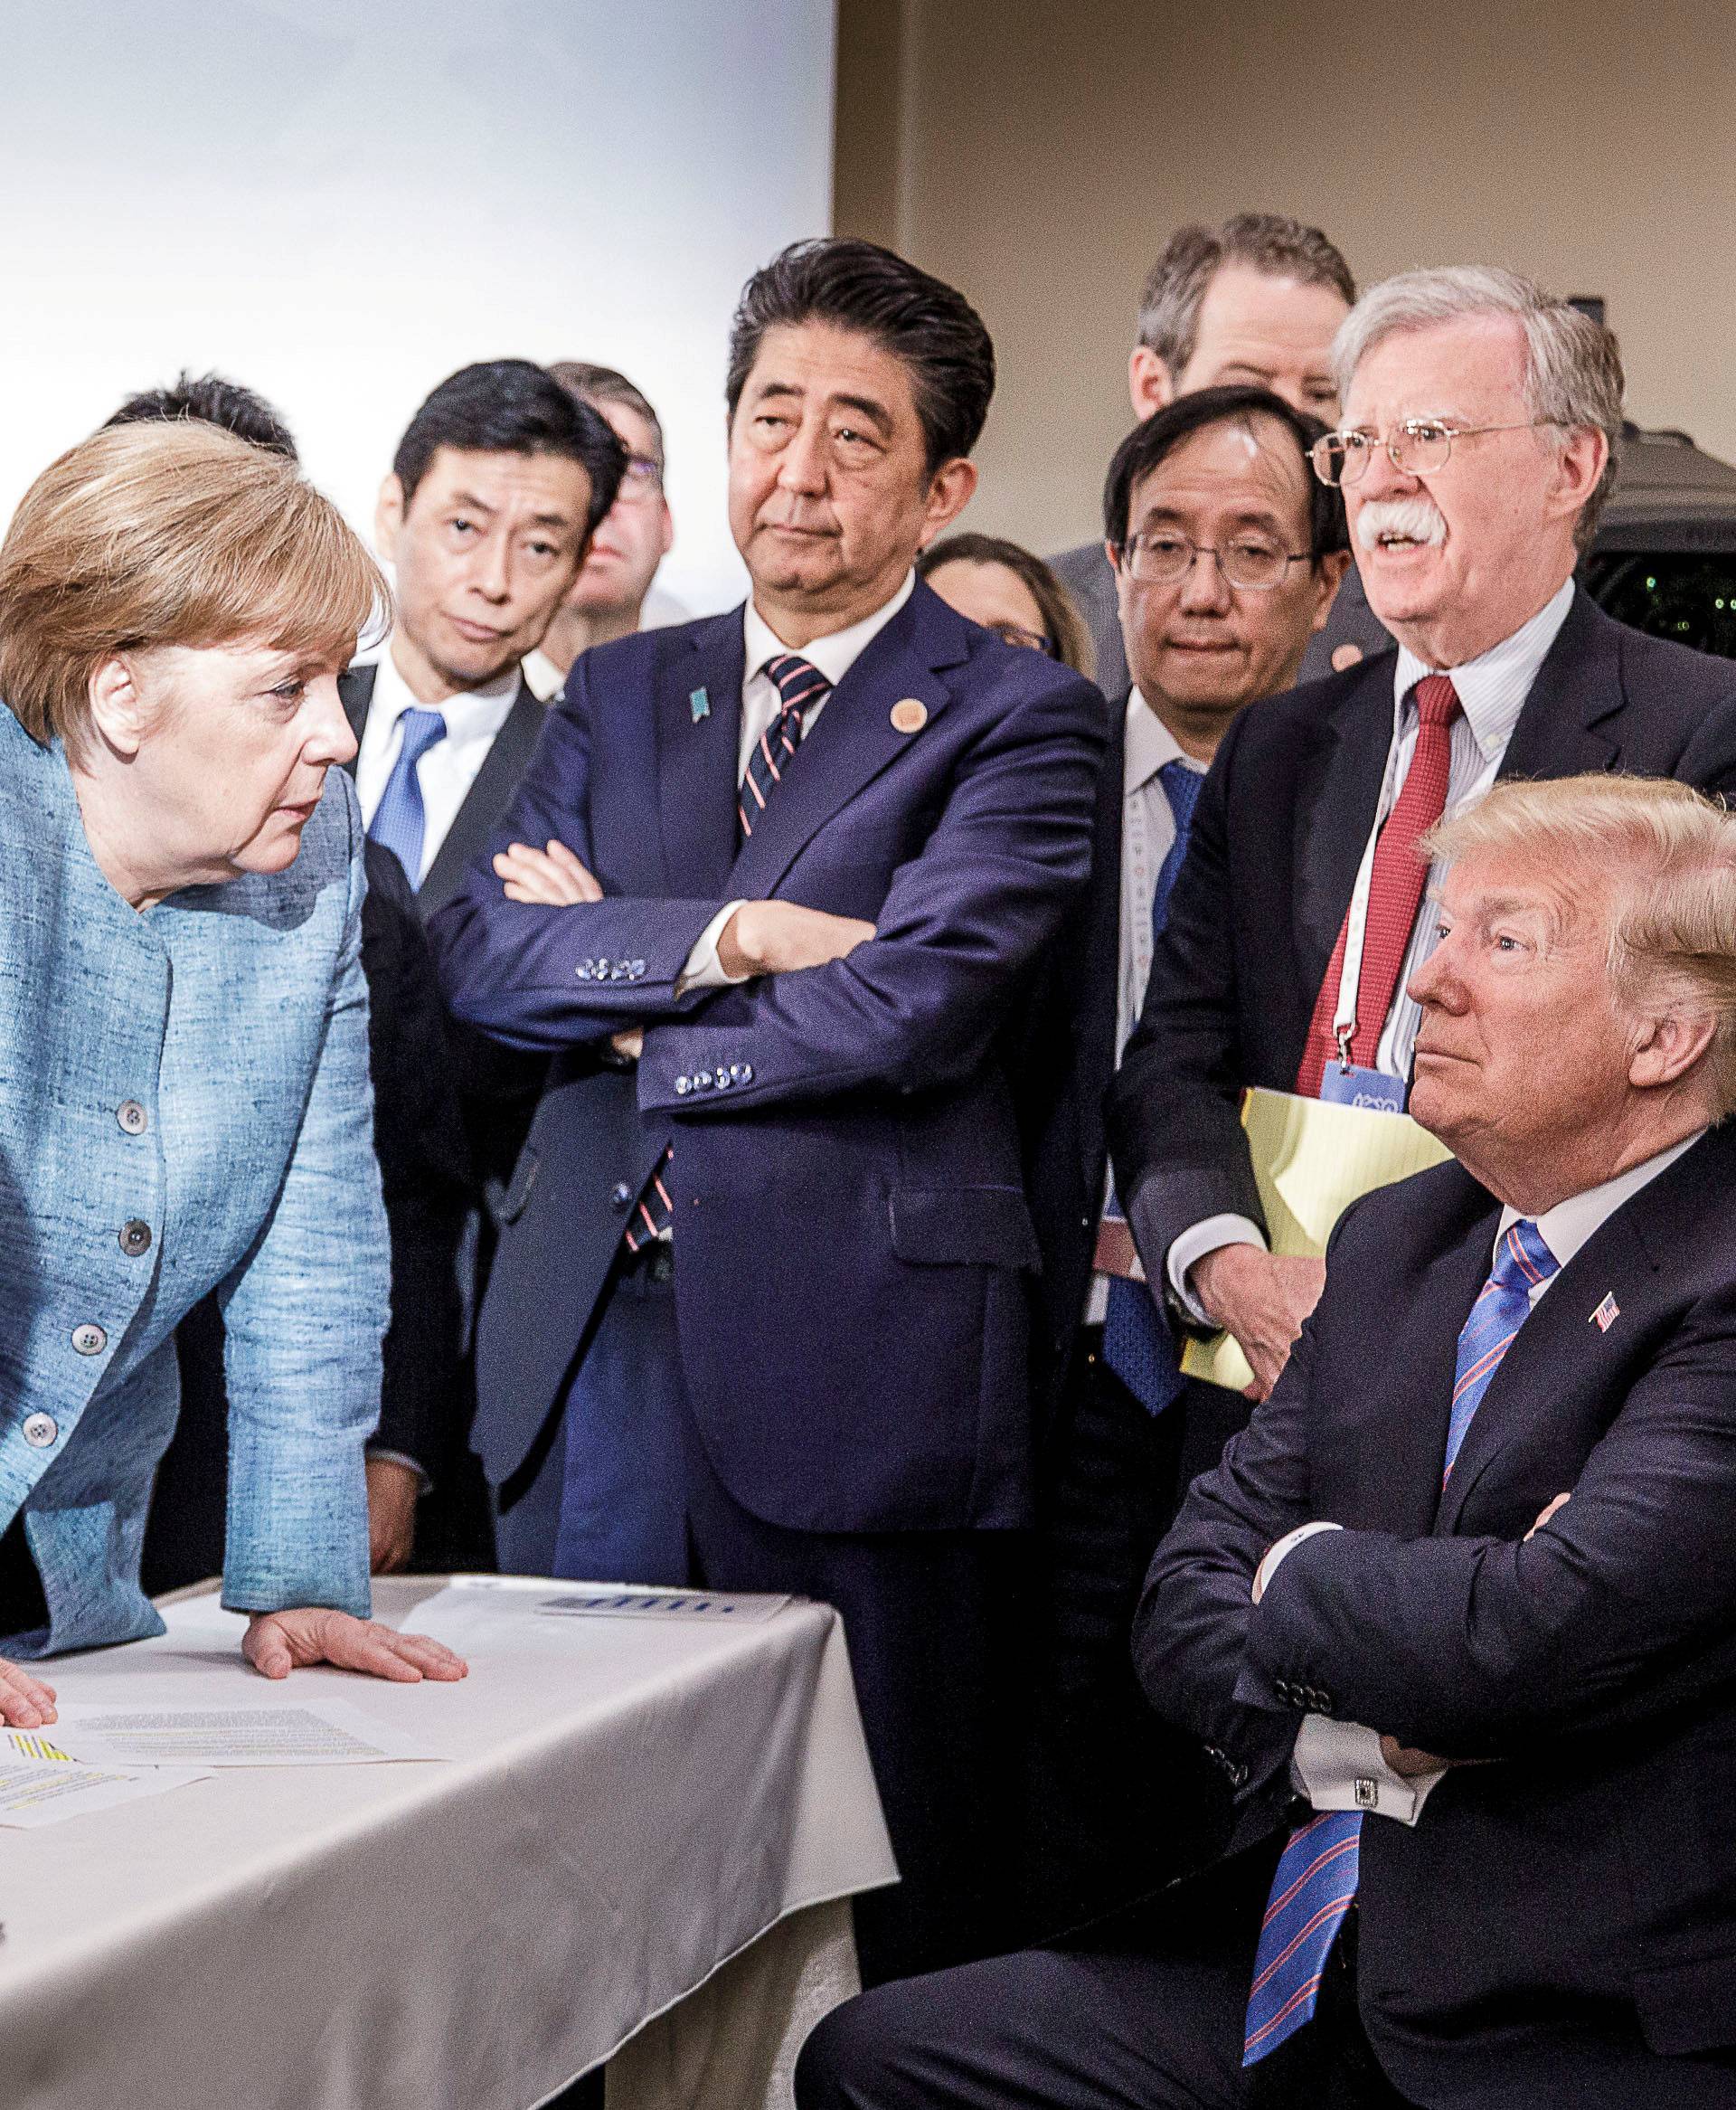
left=1264, top=1125, right=1705, bottom=1824
left=680, top=572, right=917, bottom=989
left=1172, top=577, right=1579, bottom=1313
left=1084, top=695, right=1203, bottom=1324
left=523, top=648, right=564, bottom=704
left=353, top=645, right=524, bottom=887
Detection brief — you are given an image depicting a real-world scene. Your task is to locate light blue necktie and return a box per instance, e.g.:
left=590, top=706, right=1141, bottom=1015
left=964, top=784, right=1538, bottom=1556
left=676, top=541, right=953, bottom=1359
left=1101, top=759, right=1203, bottom=1415
left=1242, top=1216, right=1558, bottom=2065
left=367, top=706, right=448, bottom=885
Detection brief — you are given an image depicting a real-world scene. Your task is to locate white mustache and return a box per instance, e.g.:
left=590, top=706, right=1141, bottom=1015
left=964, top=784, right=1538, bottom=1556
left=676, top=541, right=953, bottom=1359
left=1356, top=497, right=1448, bottom=554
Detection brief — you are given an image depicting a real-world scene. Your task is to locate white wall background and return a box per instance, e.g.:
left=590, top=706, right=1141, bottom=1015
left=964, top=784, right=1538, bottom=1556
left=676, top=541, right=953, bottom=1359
left=0, top=0, right=838, bottom=616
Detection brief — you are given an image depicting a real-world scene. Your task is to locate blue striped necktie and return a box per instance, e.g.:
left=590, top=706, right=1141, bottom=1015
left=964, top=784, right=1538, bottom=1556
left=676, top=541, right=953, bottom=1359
left=367, top=705, right=448, bottom=884
left=1243, top=1215, right=1557, bottom=2065
left=739, top=653, right=831, bottom=841
left=1101, top=757, right=1203, bottom=1415
left=623, top=654, right=830, bottom=1254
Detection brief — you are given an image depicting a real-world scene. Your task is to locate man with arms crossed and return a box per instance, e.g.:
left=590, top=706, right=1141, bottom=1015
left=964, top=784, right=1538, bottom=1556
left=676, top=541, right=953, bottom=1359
left=1109, top=268, right=1736, bottom=1474
left=799, top=770, right=1736, bottom=2105
left=1051, top=213, right=1386, bottom=691
left=432, top=239, right=1105, bottom=1982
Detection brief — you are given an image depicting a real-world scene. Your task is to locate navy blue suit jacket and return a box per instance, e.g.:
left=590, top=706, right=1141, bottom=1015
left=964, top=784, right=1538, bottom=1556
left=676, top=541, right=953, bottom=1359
left=1138, top=1123, right=1736, bottom=2100
left=429, top=582, right=1108, bottom=1534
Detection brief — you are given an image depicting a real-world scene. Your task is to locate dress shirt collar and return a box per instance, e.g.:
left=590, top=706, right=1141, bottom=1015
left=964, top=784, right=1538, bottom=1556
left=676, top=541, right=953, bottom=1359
left=369, top=640, right=522, bottom=747
left=1124, top=689, right=1198, bottom=795
left=1392, top=576, right=1576, bottom=763
left=522, top=648, right=564, bottom=704
left=742, top=570, right=916, bottom=692
left=1498, top=1127, right=1706, bottom=1272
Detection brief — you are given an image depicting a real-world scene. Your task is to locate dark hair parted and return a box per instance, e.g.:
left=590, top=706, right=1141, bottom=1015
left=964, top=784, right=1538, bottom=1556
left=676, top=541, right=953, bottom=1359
left=1102, top=385, right=1347, bottom=561
left=1137, top=213, right=1356, bottom=372
left=105, top=370, right=299, bottom=461
left=726, top=238, right=995, bottom=473
left=391, top=359, right=627, bottom=539
left=917, top=533, right=1095, bottom=678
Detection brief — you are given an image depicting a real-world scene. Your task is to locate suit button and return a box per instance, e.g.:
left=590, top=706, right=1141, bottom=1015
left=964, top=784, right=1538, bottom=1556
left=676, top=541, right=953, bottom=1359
left=119, top=1220, right=153, bottom=1257
left=738, top=1063, right=754, bottom=1084
left=22, top=1413, right=58, bottom=1448
left=71, top=1323, right=107, bottom=1357
left=609, top=1182, right=633, bottom=1211
left=630, top=960, right=646, bottom=978
left=695, top=1070, right=713, bottom=1089
left=574, top=961, right=592, bottom=981
left=675, top=1076, right=692, bottom=1095
left=118, top=1102, right=147, bottom=1135
left=713, top=1069, right=731, bottom=1090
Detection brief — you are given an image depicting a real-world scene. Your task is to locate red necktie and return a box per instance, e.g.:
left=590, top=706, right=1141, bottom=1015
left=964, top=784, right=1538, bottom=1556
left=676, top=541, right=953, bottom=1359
left=1295, top=676, right=1460, bottom=1096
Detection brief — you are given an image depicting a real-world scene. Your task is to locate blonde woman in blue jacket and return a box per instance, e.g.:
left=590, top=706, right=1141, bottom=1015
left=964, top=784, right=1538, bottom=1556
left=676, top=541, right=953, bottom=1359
left=0, top=421, right=465, bottom=1720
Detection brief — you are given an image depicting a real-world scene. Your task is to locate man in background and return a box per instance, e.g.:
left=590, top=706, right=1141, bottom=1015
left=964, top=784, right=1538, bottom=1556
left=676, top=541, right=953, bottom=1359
left=1051, top=213, right=1387, bottom=693
left=1020, top=385, right=1348, bottom=1929
left=1109, top=267, right=1736, bottom=1484
left=525, top=361, right=675, bottom=700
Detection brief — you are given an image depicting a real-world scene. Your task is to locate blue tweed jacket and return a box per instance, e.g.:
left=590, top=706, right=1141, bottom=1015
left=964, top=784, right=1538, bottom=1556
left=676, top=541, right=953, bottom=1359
left=0, top=706, right=388, bottom=1656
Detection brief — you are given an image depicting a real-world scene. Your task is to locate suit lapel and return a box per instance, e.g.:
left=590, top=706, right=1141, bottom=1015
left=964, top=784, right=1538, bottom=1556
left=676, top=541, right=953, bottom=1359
left=1496, top=588, right=1623, bottom=781
left=1435, top=1201, right=1658, bottom=1532
left=418, top=676, right=546, bottom=917
left=1289, top=658, right=1395, bottom=1000
left=723, top=584, right=967, bottom=902
left=338, top=664, right=375, bottom=779
left=656, top=610, right=745, bottom=896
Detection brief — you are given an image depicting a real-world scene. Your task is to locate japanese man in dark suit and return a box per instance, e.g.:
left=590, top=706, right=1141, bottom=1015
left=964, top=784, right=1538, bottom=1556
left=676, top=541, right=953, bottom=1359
left=431, top=239, right=1107, bottom=1982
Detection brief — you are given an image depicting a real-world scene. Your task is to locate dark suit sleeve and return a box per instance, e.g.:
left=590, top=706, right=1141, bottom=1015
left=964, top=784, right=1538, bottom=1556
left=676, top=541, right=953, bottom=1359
left=1247, top=1288, right=1736, bottom=1758
left=359, top=843, right=471, bottom=1481
left=1109, top=707, right=1267, bottom=1280
left=1132, top=1301, right=1321, bottom=1806
left=428, top=658, right=737, bottom=1051
left=1671, top=686, right=1736, bottom=800
left=635, top=672, right=1106, bottom=1114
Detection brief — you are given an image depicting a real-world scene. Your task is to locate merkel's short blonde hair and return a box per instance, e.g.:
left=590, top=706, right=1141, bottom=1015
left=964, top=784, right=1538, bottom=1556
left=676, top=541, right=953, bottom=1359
left=0, top=421, right=386, bottom=760
left=1424, top=773, right=1736, bottom=1117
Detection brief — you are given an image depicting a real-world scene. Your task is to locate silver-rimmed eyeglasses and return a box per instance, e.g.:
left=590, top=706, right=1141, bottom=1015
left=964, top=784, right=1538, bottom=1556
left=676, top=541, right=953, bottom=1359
left=1119, top=532, right=1312, bottom=592
left=1310, top=418, right=1561, bottom=487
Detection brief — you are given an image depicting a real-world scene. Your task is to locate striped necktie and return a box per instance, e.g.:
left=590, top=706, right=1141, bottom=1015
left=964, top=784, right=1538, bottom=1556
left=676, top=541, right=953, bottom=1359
left=1295, top=675, right=1460, bottom=1095
left=1101, top=758, right=1202, bottom=1415
left=739, top=652, right=831, bottom=840
left=623, top=654, right=830, bottom=1254
left=366, top=706, right=448, bottom=885
left=1243, top=1214, right=1557, bottom=2065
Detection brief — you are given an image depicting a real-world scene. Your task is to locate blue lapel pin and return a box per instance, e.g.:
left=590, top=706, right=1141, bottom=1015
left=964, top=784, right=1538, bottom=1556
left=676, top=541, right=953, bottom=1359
left=689, top=686, right=711, bottom=723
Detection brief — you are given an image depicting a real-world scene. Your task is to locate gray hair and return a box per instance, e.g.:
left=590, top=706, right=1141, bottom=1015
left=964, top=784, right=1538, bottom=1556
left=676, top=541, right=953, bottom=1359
left=1136, top=213, right=1356, bottom=375
left=1333, top=266, right=1624, bottom=547
left=1424, top=774, right=1736, bottom=1119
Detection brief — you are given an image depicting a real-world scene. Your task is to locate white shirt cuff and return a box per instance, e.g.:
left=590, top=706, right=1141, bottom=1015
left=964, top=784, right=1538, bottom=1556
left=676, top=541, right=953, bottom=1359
left=1167, top=1214, right=1268, bottom=1323
left=675, top=901, right=751, bottom=996
left=1252, top=1518, right=1342, bottom=1604
left=1290, top=1715, right=1448, bottom=1827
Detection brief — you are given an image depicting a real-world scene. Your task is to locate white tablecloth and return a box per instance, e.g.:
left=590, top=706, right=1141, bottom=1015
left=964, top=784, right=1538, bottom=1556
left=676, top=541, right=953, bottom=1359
left=0, top=1579, right=896, bottom=2110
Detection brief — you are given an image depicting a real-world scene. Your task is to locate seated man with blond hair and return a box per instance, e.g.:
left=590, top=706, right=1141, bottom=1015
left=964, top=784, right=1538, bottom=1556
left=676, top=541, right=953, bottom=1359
left=799, top=770, right=1736, bottom=2107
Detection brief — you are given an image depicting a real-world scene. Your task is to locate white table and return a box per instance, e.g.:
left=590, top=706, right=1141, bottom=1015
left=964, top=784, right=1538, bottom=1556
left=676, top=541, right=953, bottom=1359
left=0, top=1579, right=896, bottom=2110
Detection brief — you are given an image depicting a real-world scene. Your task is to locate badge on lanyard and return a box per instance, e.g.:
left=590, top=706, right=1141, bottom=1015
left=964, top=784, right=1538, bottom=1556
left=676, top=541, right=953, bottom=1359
left=1318, top=1060, right=1408, bottom=1114
left=1319, top=805, right=1409, bottom=1115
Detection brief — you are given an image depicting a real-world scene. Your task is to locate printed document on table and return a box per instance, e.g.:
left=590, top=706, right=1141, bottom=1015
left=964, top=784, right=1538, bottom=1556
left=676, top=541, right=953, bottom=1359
left=49, top=1694, right=445, bottom=1768
left=412, top=1577, right=790, bottom=1652
left=1180, top=1086, right=1452, bottom=1391
left=0, top=1757, right=209, bottom=1829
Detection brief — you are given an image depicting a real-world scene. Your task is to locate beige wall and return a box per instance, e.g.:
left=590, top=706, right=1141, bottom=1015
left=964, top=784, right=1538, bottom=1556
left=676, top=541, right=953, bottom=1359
left=835, top=0, right=1736, bottom=554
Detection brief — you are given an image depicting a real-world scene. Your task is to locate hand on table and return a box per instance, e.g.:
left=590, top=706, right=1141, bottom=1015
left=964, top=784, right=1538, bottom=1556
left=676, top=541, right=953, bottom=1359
left=717, top=900, right=875, bottom=979
left=0, top=1656, right=57, bottom=1727
left=244, top=1608, right=467, bottom=1684
left=493, top=838, right=601, bottom=906
left=365, top=1455, right=420, bottom=1575
left=1189, top=1245, right=1326, bottom=1401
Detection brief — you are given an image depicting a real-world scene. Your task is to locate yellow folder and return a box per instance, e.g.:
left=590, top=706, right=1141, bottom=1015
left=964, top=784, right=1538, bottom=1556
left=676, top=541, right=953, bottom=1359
left=1179, top=1086, right=1454, bottom=1392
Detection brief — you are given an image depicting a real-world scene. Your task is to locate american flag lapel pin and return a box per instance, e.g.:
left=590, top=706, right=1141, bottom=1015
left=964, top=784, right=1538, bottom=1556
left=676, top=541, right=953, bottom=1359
left=1590, top=1292, right=1620, bottom=1333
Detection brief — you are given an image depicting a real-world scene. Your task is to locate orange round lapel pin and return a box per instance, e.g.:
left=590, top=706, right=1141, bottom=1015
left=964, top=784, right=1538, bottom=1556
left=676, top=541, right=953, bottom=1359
left=891, top=698, right=928, bottom=734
